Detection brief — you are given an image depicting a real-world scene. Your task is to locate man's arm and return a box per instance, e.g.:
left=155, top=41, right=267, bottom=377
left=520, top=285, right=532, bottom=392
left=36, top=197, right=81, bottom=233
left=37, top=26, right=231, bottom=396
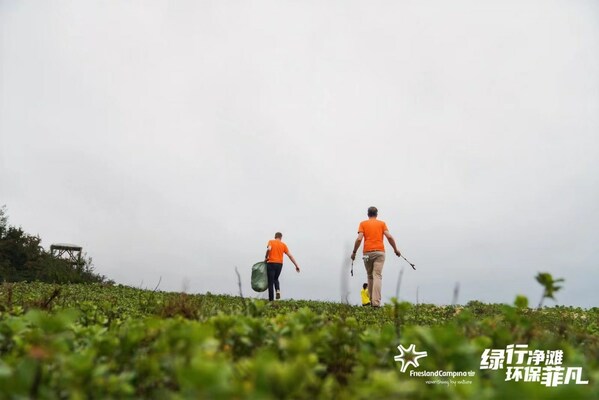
left=351, top=232, right=364, bottom=260
left=285, top=252, right=300, bottom=273
left=384, top=230, right=401, bottom=257
left=264, top=247, right=270, bottom=262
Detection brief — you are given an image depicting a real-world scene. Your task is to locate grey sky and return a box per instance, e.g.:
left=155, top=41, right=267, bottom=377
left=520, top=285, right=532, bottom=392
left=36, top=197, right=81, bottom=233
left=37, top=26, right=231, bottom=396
left=1, top=1, right=598, bottom=307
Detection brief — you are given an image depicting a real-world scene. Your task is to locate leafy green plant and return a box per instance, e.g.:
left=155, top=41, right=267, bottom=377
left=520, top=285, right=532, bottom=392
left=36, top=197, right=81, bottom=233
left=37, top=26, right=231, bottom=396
left=514, top=295, right=529, bottom=309
left=535, top=272, right=565, bottom=308
left=0, top=281, right=597, bottom=399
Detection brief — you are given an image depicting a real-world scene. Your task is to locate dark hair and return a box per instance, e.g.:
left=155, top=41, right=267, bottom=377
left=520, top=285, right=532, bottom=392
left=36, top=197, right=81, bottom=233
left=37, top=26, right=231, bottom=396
left=363, top=283, right=368, bottom=289
left=367, top=206, right=378, bottom=217
left=275, top=232, right=283, bottom=239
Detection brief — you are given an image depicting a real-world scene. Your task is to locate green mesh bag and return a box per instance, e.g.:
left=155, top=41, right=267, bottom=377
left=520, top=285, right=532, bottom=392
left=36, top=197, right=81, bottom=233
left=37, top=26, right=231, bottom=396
left=251, top=261, right=268, bottom=292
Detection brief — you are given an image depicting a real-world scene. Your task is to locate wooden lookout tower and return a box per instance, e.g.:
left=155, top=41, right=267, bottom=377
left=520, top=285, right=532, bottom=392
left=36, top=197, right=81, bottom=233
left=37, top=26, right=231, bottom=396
left=50, top=243, right=83, bottom=267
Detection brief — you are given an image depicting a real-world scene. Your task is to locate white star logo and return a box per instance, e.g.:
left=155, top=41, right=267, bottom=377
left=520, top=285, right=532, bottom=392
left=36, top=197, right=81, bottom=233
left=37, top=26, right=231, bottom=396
left=394, top=344, right=428, bottom=372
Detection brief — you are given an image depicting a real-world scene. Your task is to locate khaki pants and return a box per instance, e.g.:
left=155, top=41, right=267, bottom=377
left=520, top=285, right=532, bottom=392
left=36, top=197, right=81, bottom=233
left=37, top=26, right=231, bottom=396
left=363, top=251, right=385, bottom=307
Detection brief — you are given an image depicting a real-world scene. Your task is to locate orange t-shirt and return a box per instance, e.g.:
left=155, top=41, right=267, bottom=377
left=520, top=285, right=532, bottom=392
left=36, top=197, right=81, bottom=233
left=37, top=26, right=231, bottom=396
left=358, top=219, right=388, bottom=253
left=267, top=239, right=289, bottom=263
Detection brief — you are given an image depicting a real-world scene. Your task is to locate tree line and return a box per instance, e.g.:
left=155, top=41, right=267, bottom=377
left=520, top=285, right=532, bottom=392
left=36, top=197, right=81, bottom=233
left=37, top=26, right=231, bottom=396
left=0, top=206, right=111, bottom=284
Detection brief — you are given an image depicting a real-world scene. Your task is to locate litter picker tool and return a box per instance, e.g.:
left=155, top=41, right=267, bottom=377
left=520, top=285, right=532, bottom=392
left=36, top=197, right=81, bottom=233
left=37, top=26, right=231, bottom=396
left=401, top=255, right=416, bottom=270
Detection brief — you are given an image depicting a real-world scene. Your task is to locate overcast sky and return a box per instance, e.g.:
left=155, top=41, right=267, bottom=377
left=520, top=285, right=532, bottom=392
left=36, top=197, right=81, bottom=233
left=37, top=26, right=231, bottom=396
left=1, top=1, right=598, bottom=307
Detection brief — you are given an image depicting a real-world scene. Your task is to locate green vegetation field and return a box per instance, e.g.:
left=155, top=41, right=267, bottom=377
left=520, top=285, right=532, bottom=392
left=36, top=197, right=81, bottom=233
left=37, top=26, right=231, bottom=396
left=0, top=282, right=597, bottom=399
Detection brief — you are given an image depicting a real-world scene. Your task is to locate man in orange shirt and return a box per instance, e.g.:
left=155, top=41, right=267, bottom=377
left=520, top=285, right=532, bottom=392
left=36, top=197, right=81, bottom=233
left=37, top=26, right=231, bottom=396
left=264, top=232, right=300, bottom=301
left=350, top=206, right=401, bottom=307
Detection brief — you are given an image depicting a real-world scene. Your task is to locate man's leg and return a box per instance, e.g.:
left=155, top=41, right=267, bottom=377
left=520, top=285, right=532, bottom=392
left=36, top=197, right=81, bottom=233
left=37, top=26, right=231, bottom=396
left=363, top=255, right=374, bottom=302
left=371, top=252, right=386, bottom=307
left=266, top=263, right=276, bottom=301
left=273, top=263, right=283, bottom=299
left=273, top=263, right=282, bottom=291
